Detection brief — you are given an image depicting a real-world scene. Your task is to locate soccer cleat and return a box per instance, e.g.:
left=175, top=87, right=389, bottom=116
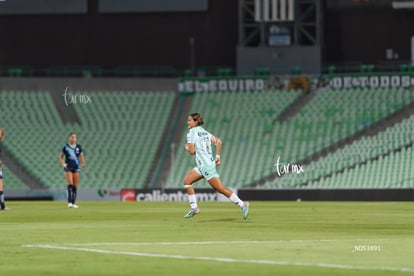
left=71, top=204, right=79, bottom=209
left=242, top=201, right=249, bottom=220
left=184, top=207, right=200, bottom=218
left=68, top=203, right=73, bottom=208
left=0, top=207, right=10, bottom=211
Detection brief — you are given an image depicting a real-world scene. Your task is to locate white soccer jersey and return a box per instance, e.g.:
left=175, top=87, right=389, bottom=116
left=187, top=126, right=215, bottom=167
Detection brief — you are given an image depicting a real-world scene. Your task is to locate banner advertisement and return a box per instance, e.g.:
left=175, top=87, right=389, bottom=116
left=328, top=75, right=414, bottom=90
left=120, top=188, right=237, bottom=202
left=8, top=188, right=236, bottom=202
left=178, top=74, right=414, bottom=94
left=237, top=189, right=414, bottom=201
left=179, top=78, right=267, bottom=93
left=7, top=189, right=121, bottom=201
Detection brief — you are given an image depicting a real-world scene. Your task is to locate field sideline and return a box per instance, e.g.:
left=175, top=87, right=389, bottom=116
left=1, top=201, right=413, bottom=275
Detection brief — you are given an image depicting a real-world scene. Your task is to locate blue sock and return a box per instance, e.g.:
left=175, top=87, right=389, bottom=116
left=67, top=185, right=73, bottom=204
left=72, top=187, right=77, bottom=204
left=0, top=191, right=5, bottom=210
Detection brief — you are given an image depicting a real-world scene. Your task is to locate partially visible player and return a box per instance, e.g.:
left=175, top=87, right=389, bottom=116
left=0, top=128, right=8, bottom=211
left=59, top=132, right=86, bottom=208
left=183, top=113, right=249, bottom=219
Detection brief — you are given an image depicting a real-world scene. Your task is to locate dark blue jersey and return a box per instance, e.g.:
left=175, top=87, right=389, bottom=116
left=62, top=144, right=82, bottom=170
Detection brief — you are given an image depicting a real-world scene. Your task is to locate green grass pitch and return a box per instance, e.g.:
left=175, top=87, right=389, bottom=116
left=1, top=201, right=413, bottom=275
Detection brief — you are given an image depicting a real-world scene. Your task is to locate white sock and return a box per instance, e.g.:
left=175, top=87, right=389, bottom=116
left=188, top=194, right=198, bottom=209
left=229, top=193, right=244, bottom=208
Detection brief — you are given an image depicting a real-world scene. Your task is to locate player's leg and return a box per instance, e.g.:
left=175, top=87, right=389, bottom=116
left=71, top=172, right=80, bottom=208
left=65, top=171, right=75, bottom=207
left=207, top=177, right=242, bottom=205
left=0, top=175, right=6, bottom=210
left=207, top=177, right=249, bottom=220
left=183, top=168, right=203, bottom=218
left=183, top=168, right=202, bottom=195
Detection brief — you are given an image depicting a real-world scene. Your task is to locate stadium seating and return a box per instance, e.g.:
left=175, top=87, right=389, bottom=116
left=167, top=87, right=414, bottom=189
left=73, top=91, right=175, bottom=188
left=0, top=91, right=175, bottom=189
left=0, top=91, right=65, bottom=188
left=1, top=86, right=414, bottom=190
left=1, top=165, right=28, bottom=189
left=264, top=114, right=414, bottom=189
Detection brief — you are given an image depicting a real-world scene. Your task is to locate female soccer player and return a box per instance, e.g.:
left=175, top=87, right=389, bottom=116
left=59, top=132, right=86, bottom=208
left=0, top=128, right=8, bottom=211
left=183, top=113, right=249, bottom=219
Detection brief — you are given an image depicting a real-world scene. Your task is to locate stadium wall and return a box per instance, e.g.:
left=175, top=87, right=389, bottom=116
left=0, top=0, right=238, bottom=70
left=115, top=189, right=414, bottom=202
left=2, top=1, right=413, bottom=70
left=325, top=5, right=414, bottom=64
left=238, top=189, right=414, bottom=201
left=7, top=188, right=231, bottom=202
left=7, top=188, right=414, bottom=202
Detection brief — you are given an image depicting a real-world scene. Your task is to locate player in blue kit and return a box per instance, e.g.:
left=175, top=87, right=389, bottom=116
left=183, top=113, right=249, bottom=220
left=59, top=132, right=86, bottom=208
left=0, top=128, right=8, bottom=211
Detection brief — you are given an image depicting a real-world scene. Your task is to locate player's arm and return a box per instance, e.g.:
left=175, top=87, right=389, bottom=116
left=185, top=129, right=195, bottom=155
left=59, top=152, right=67, bottom=168
left=0, top=128, right=5, bottom=142
left=79, top=152, right=86, bottom=168
left=184, top=143, right=195, bottom=155
left=211, top=135, right=222, bottom=165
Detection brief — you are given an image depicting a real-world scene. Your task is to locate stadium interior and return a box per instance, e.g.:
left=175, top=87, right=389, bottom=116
left=0, top=0, right=414, bottom=197
left=1, top=81, right=414, bottom=191
left=2, top=1, right=414, bottom=275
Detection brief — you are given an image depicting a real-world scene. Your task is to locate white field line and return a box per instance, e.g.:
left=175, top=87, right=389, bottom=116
left=54, top=238, right=407, bottom=247
left=60, top=240, right=337, bottom=246
left=22, top=243, right=414, bottom=273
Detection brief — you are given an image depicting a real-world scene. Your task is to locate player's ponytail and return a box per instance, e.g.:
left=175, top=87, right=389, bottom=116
left=190, top=113, right=204, bottom=126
